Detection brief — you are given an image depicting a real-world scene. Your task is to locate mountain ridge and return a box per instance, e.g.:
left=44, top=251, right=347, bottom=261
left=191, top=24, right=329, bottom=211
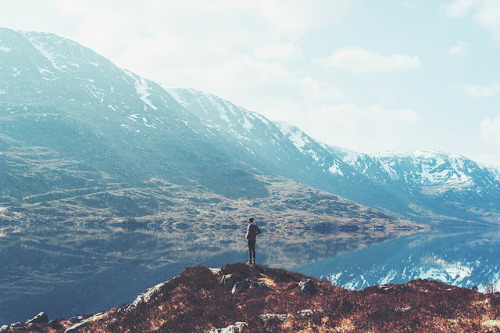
left=165, top=86, right=500, bottom=225
left=2, top=27, right=500, bottom=225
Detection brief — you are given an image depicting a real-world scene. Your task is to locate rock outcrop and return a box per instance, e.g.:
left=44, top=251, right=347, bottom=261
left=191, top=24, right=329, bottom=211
left=1, top=263, right=499, bottom=332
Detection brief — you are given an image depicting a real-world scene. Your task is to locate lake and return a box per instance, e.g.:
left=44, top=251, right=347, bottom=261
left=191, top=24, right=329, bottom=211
left=295, top=227, right=500, bottom=292
left=1, top=223, right=498, bottom=325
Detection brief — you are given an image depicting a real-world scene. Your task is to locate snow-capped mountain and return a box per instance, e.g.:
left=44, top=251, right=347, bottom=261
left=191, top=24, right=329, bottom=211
left=166, top=87, right=500, bottom=224
left=330, top=147, right=500, bottom=224
left=2, top=27, right=499, bottom=226
left=165, top=87, right=360, bottom=183
left=336, top=148, right=500, bottom=193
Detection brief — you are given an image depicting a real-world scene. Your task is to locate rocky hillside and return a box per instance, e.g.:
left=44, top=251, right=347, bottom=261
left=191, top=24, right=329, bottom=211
left=3, top=263, right=499, bottom=332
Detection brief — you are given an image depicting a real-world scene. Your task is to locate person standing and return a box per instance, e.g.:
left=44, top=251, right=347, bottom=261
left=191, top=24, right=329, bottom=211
left=245, top=217, right=261, bottom=265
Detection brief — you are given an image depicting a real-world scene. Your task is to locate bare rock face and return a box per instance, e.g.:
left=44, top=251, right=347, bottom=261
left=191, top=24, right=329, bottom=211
left=231, top=280, right=271, bottom=294
left=220, top=274, right=235, bottom=287
left=208, top=321, right=248, bottom=333
left=299, top=279, right=317, bottom=294
left=26, top=312, right=49, bottom=324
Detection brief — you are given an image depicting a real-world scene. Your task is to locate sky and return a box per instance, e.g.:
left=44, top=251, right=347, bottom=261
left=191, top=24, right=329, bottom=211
left=1, top=0, right=500, bottom=167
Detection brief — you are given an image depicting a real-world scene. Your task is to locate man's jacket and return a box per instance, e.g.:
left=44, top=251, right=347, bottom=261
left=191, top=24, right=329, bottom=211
left=245, top=223, right=262, bottom=240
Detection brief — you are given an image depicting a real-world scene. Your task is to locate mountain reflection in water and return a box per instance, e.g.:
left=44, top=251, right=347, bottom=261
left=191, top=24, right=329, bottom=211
left=295, top=228, right=500, bottom=292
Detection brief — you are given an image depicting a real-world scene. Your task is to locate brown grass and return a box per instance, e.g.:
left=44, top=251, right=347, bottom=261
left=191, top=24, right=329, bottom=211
left=14, top=263, right=500, bottom=332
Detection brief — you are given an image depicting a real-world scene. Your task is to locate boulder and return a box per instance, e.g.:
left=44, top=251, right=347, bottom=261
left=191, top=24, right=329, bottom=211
left=299, top=279, right=317, bottom=294
left=26, top=312, right=49, bottom=324
left=297, top=309, right=324, bottom=317
left=65, top=321, right=87, bottom=333
left=231, top=280, right=271, bottom=294
left=48, top=319, right=61, bottom=329
left=28, top=323, right=40, bottom=330
left=208, top=321, right=248, bottom=333
left=220, top=274, right=235, bottom=287
left=259, top=313, right=290, bottom=324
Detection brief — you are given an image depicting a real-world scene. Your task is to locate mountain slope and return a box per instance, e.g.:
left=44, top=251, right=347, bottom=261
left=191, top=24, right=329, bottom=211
left=0, top=28, right=269, bottom=203
left=332, top=148, right=500, bottom=224
left=2, top=27, right=500, bottom=225
left=167, top=87, right=500, bottom=225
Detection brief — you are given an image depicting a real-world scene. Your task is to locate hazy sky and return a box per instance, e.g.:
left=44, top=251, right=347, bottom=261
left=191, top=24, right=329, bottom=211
left=2, top=0, right=500, bottom=167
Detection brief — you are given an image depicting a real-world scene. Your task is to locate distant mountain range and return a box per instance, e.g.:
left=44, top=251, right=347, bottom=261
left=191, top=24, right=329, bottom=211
left=167, top=87, right=500, bottom=225
left=1, top=27, right=499, bottom=226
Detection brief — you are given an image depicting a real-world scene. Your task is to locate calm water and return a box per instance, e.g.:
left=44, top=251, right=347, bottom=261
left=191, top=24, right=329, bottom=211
left=296, top=227, right=500, bottom=292
left=2, top=223, right=499, bottom=324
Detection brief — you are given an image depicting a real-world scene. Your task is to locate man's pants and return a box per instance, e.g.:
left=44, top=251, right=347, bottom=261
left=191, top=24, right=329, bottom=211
left=248, top=240, right=256, bottom=262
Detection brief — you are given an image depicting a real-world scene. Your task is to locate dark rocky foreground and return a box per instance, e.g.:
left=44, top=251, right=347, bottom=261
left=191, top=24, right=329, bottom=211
left=2, top=263, right=499, bottom=332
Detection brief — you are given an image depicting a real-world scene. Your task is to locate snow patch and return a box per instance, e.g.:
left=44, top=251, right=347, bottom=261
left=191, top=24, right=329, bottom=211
left=276, top=122, right=305, bottom=149
left=11, top=67, right=21, bottom=77
left=127, top=114, right=139, bottom=122
left=124, top=70, right=158, bottom=111
left=24, top=36, right=67, bottom=71
left=379, top=269, right=398, bottom=285
left=165, top=88, right=189, bottom=108
left=76, top=77, right=95, bottom=83
left=276, top=121, right=325, bottom=162
left=38, top=67, right=53, bottom=75
left=324, top=272, right=343, bottom=285
left=241, top=116, right=254, bottom=131
left=207, top=94, right=231, bottom=123
left=143, top=117, right=157, bottom=128
left=420, top=257, right=473, bottom=284
left=329, top=162, right=344, bottom=176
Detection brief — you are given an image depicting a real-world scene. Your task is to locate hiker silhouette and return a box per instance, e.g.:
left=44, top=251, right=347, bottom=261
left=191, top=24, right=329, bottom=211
left=245, top=218, right=261, bottom=265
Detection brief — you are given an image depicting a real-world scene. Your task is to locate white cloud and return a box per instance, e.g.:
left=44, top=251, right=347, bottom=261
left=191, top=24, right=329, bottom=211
left=300, top=77, right=346, bottom=101
left=296, top=104, right=421, bottom=152
left=443, top=0, right=479, bottom=18
left=256, top=0, right=353, bottom=38
left=480, top=116, right=500, bottom=145
left=315, top=47, right=421, bottom=73
left=191, top=55, right=304, bottom=113
left=190, top=57, right=349, bottom=120
left=474, top=0, right=500, bottom=28
left=400, top=1, right=422, bottom=11
left=44, top=0, right=355, bottom=103
left=254, top=43, right=302, bottom=60
left=449, top=40, right=472, bottom=56
left=444, top=0, right=500, bottom=44
left=463, top=83, right=500, bottom=97
left=474, top=0, right=500, bottom=43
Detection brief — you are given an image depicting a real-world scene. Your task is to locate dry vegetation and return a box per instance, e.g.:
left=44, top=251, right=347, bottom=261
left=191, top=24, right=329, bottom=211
left=9, top=263, right=499, bottom=332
